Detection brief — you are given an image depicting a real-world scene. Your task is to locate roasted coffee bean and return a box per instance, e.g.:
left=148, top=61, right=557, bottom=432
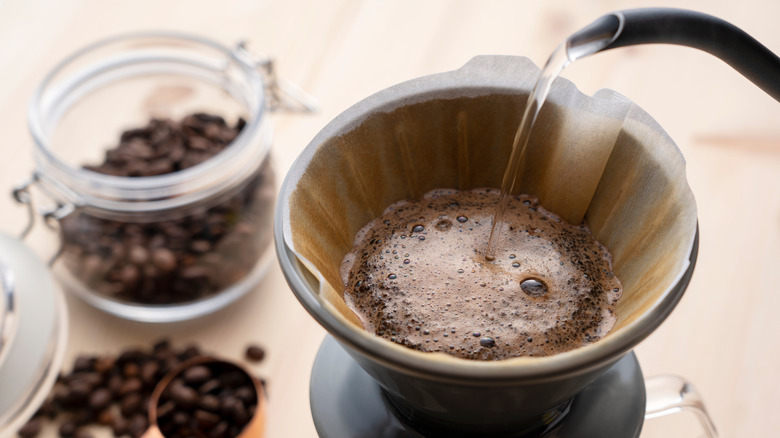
left=118, top=378, right=142, bottom=396
left=88, top=388, right=112, bottom=411
left=234, top=386, right=255, bottom=405
left=72, top=410, right=94, bottom=426
left=17, top=417, right=42, bottom=438
left=151, top=248, right=177, bottom=272
left=96, top=409, right=114, bottom=425
left=199, top=394, right=220, bottom=412
left=153, top=338, right=172, bottom=354
left=156, top=400, right=176, bottom=419
left=72, top=356, right=94, bottom=373
left=209, top=421, right=229, bottom=438
left=74, top=372, right=103, bottom=387
left=107, top=374, right=123, bottom=396
left=74, top=430, right=94, bottom=438
left=141, top=361, right=160, bottom=385
left=52, top=383, right=71, bottom=405
left=120, top=393, right=143, bottom=416
left=111, top=416, right=128, bottom=437
left=172, top=411, right=189, bottom=426
left=128, top=245, right=149, bottom=265
left=230, top=400, right=249, bottom=424
left=117, top=349, right=146, bottom=365
left=93, top=356, right=115, bottom=373
left=170, top=384, right=199, bottom=408
left=195, top=409, right=221, bottom=429
left=220, top=395, right=240, bottom=416
left=58, top=420, right=77, bottom=437
left=183, top=365, right=212, bottom=385
left=198, top=379, right=220, bottom=395
left=123, top=362, right=140, bottom=378
left=244, top=344, right=265, bottom=362
left=36, top=399, right=58, bottom=419
left=68, top=381, right=92, bottom=403
left=127, top=413, right=148, bottom=438
left=181, top=345, right=201, bottom=360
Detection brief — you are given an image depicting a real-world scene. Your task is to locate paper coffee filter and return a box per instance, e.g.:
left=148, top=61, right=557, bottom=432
left=282, top=56, right=697, bottom=364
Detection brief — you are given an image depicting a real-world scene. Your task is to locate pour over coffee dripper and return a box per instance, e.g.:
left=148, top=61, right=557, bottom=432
left=275, top=8, right=778, bottom=438
left=275, top=56, right=698, bottom=437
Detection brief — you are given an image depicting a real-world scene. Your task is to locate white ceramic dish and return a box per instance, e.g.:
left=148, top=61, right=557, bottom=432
left=0, top=260, right=16, bottom=371
left=0, top=233, right=68, bottom=435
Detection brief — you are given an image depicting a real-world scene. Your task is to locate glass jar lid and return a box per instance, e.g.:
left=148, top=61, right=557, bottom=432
left=0, top=260, right=15, bottom=369
left=0, top=232, right=68, bottom=434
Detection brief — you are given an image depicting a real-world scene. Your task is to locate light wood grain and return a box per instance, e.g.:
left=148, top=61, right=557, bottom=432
left=0, top=1, right=778, bottom=437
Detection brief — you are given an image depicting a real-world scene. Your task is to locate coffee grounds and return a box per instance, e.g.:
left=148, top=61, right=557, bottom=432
left=16, top=340, right=266, bottom=438
left=59, top=113, right=275, bottom=305
left=341, top=188, right=622, bottom=360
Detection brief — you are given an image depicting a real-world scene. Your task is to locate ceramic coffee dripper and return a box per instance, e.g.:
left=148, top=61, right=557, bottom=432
left=275, top=55, right=698, bottom=436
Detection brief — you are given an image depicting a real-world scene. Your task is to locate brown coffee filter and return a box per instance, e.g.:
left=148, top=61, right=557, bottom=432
left=281, top=56, right=697, bottom=365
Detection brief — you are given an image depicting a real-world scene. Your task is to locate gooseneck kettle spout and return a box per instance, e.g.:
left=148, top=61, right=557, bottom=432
left=568, top=8, right=780, bottom=101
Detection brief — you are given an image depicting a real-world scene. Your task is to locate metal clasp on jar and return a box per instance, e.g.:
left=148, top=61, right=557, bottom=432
left=232, top=42, right=319, bottom=114
left=12, top=174, right=75, bottom=265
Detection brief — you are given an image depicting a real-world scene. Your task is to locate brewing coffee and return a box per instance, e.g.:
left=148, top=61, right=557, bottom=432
left=341, top=188, right=621, bottom=360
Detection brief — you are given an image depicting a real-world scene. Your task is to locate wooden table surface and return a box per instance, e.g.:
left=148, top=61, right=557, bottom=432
left=1, top=1, right=778, bottom=437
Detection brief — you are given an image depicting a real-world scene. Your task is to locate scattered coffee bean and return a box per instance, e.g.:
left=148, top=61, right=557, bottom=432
left=97, top=410, right=114, bottom=425
left=118, top=378, right=142, bottom=397
left=123, top=362, right=140, bottom=379
left=88, top=388, right=112, bottom=411
left=73, top=356, right=94, bottom=373
left=16, top=418, right=42, bottom=438
left=68, top=380, right=92, bottom=403
left=110, top=416, right=128, bottom=437
left=16, top=340, right=266, bottom=438
left=60, top=113, right=276, bottom=305
left=244, top=344, right=266, bottom=362
left=141, top=361, right=159, bottom=385
left=127, top=413, right=148, bottom=438
left=120, top=393, right=143, bottom=417
left=59, top=420, right=77, bottom=437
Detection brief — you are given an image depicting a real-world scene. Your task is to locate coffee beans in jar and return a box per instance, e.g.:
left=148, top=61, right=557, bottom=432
left=24, top=33, right=292, bottom=321
left=58, top=113, right=275, bottom=306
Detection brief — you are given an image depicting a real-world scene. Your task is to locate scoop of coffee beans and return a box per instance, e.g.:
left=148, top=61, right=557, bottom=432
left=59, top=113, right=275, bottom=304
left=155, top=361, right=258, bottom=438
left=16, top=341, right=266, bottom=438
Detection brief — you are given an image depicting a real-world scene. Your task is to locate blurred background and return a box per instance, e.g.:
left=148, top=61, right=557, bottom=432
left=0, top=0, right=778, bottom=437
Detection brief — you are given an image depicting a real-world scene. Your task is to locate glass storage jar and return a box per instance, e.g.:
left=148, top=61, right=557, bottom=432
left=23, top=32, right=280, bottom=322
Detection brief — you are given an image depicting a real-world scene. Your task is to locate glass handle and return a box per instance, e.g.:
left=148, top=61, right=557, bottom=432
left=644, top=375, right=718, bottom=438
